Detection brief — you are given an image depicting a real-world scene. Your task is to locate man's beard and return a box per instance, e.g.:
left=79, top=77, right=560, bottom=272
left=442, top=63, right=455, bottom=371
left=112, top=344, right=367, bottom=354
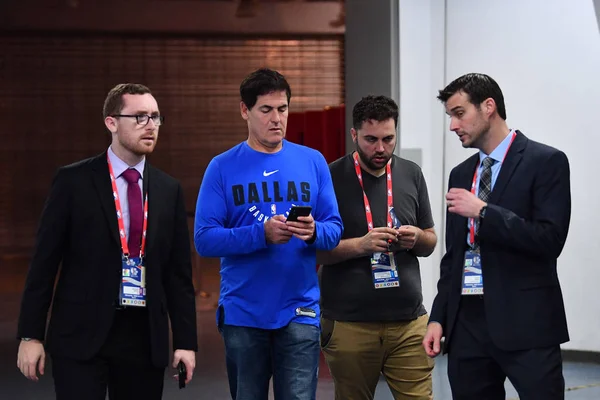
left=465, top=116, right=491, bottom=149
left=356, top=142, right=392, bottom=172
left=121, top=136, right=156, bottom=156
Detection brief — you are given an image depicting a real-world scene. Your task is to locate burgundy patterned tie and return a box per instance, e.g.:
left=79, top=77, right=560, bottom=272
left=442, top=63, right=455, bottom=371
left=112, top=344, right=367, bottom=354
left=121, top=169, right=142, bottom=258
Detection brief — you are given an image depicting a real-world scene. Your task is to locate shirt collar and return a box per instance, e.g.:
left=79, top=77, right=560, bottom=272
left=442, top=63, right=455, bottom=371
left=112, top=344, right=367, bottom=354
left=107, top=146, right=145, bottom=179
left=479, top=129, right=515, bottom=164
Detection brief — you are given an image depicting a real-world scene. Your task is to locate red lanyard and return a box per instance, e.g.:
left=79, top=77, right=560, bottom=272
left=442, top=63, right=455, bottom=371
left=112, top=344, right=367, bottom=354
left=107, top=155, right=149, bottom=258
left=469, top=131, right=517, bottom=246
left=353, top=152, right=394, bottom=230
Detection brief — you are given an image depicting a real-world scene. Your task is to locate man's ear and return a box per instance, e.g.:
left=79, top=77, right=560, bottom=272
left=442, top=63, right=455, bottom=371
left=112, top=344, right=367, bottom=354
left=240, top=101, right=250, bottom=121
left=104, top=116, right=118, bottom=134
left=482, top=98, right=496, bottom=117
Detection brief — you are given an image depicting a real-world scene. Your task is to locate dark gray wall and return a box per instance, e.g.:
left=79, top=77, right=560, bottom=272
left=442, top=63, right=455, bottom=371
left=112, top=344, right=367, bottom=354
left=344, top=0, right=400, bottom=153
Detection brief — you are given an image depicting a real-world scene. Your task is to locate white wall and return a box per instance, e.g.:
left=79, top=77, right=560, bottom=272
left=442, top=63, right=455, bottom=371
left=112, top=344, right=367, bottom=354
left=399, top=0, right=600, bottom=352
left=445, top=0, right=600, bottom=352
left=398, top=0, right=447, bottom=317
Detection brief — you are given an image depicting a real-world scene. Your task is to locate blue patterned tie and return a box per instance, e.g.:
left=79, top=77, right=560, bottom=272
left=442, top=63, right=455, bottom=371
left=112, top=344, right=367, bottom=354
left=475, top=157, right=495, bottom=237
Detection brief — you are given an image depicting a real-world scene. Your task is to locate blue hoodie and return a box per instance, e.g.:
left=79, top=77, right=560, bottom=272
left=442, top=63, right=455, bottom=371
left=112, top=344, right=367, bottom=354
left=194, top=140, right=343, bottom=329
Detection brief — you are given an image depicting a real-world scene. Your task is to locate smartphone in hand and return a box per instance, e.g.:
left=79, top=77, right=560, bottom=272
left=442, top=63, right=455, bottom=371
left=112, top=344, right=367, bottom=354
left=286, top=206, right=312, bottom=222
left=178, top=361, right=186, bottom=389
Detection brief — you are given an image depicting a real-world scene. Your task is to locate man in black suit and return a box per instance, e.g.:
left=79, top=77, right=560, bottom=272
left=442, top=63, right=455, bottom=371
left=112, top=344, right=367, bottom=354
left=16, top=83, right=198, bottom=400
left=423, top=73, right=571, bottom=400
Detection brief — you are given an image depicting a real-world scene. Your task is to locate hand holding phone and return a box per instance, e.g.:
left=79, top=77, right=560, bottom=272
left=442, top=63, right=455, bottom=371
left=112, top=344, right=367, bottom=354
left=265, top=215, right=293, bottom=244
left=285, top=206, right=315, bottom=241
left=286, top=205, right=312, bottom=222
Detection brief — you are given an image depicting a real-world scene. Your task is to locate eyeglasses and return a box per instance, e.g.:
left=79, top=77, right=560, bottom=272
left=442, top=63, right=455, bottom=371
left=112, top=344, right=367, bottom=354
left=111, top=114, right=165, bottom=126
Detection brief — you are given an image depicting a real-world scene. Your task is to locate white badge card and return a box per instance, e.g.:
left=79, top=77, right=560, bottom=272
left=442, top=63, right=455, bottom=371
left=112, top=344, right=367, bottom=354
left=371, top=252, right=400, bottom=289
left=120, top=257, right=147, bottom=307
left=461, top=250, right=483, bottom=295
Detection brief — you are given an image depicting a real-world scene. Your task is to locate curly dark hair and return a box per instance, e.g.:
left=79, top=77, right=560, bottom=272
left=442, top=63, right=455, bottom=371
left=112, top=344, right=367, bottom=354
left=352, top=95, right=398, bottom=130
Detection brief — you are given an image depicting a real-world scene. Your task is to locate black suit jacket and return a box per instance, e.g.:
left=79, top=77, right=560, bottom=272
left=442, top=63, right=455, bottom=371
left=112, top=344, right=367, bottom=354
left=430, top=131, right=571, bottom=352
left=17, top=152, right=198, bottom=368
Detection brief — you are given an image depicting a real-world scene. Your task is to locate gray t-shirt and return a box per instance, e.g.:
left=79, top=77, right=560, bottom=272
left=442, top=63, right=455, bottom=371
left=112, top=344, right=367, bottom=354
left=321, top=154, right=434, bottom=322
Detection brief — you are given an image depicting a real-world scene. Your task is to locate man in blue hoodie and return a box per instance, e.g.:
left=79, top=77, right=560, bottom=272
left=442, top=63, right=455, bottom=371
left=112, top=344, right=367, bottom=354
left=194, top=68, right=343, bottom=400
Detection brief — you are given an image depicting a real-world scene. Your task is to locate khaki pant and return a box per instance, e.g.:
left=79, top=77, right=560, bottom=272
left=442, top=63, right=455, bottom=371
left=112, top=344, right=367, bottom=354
left=321, top=314, right=434, bottom=400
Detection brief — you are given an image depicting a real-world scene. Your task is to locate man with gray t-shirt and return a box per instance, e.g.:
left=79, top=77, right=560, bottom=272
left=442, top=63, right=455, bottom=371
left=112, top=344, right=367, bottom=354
left=317, top=95, right=437, bottom=400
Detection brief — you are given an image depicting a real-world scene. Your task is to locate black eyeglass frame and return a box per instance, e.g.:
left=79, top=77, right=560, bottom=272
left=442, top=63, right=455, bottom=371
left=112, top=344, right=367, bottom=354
left=111, top=114, right=165, bottom=126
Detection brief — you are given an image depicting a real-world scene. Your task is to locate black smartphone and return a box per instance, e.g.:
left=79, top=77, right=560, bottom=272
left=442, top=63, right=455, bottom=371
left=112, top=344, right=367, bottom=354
left=286, top=205, right=312, bottom=222
left=178, top=361, right=186, bottom=389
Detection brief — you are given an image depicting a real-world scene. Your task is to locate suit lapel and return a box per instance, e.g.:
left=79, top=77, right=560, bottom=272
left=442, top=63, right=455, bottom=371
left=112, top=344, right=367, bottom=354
left=461, top=155, right=479, bottom=192
left=145, top=164, right=159, bottom=255
left=91, top=153, right=120, bottom=246
left=488, top=131, right=527, bottom=204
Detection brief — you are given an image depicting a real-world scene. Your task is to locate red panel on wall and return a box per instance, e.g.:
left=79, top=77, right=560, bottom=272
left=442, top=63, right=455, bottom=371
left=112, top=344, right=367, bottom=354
left=322, top=105, right=345, bottom=163
left=303, top=110, right=325, bottom=154
left=286, top=112, right=304, bottom=145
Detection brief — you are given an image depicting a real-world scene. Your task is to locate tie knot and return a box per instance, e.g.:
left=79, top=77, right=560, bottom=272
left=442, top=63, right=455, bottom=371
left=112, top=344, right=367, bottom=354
left=121, top=168, right=140, bottom=184
left=482, top=157, right=495, bottom=169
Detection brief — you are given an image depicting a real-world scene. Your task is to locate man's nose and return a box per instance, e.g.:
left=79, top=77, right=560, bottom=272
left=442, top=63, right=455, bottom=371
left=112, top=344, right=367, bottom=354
left=145, top=117, right=158, bottom=130
left=449, top=117, right=460, bottom=132
left=271, top=111, right=281, bottom=123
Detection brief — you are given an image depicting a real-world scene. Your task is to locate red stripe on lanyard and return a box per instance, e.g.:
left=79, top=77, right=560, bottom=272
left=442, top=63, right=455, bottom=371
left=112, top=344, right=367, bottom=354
left=468, top=131, right=517, bottom=246
left=107, top=154, right=149, bottom=258
left=353, top=152, right=393, bottom=231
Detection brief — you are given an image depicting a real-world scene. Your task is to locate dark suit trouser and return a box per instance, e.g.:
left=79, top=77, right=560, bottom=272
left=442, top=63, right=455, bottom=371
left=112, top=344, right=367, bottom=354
left=447, top=296, right=564, bottom=400
left=52, top=308, right=165, bottom=400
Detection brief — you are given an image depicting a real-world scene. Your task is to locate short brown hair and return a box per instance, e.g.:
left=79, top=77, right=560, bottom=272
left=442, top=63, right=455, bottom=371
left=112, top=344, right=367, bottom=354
left=437, top=73, right=506, bottom=120
left=103, top=83, right=152, bottom=119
